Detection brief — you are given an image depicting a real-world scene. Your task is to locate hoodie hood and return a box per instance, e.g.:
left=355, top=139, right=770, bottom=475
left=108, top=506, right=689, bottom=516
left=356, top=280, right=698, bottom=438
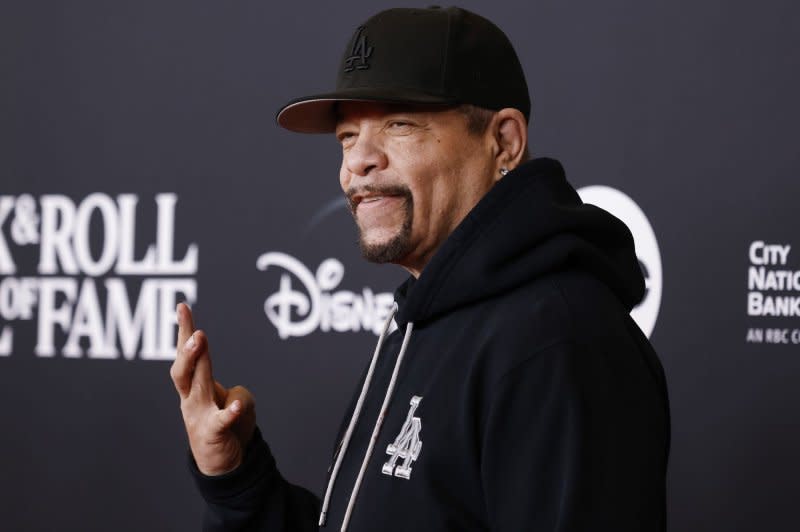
left=394, top=157, right=645, bottom=327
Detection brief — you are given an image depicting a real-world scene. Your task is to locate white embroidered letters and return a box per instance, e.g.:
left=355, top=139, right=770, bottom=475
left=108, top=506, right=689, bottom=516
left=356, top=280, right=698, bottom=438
left=382, top=395, right=423, bottom=480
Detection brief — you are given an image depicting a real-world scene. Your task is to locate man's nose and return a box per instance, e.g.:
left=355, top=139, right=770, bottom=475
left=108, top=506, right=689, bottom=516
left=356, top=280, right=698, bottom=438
left=343, top=131, right=388, bottom=177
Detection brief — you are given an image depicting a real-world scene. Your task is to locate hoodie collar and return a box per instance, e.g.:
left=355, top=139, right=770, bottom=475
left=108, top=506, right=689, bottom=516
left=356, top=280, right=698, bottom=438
left=392, top=157, right=644, bottom=328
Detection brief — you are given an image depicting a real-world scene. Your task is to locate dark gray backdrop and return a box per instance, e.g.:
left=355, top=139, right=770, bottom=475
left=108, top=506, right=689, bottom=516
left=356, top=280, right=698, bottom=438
left=2, top=1, right=799, bottom=530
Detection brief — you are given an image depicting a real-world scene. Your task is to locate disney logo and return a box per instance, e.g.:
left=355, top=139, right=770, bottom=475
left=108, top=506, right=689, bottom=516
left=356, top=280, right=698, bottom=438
left=256, top=252, right=395, bottom=339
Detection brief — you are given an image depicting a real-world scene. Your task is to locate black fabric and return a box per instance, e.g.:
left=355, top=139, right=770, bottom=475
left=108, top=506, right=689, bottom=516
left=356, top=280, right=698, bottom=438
left=276, top=6, right=531, bottom=133
left=393, top=157, right=645, bottom=327
left=190, top=157, right=670, bottom=531
left=190, top=427, right=320, bottom=532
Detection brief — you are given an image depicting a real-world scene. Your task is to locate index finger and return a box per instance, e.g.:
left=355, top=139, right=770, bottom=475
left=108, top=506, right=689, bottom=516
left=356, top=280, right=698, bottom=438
left=176, top=302, right=196, bottom=348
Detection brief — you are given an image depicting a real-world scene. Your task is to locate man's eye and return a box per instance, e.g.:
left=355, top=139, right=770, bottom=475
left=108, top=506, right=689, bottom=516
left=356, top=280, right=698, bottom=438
left=387, top=121, right=413, bottom=133
left=337, top=132, right=356, bottom=145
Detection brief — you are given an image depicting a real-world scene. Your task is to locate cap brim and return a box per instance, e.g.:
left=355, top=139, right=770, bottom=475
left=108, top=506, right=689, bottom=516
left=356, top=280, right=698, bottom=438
left=276, top=87, right=457, bottom=133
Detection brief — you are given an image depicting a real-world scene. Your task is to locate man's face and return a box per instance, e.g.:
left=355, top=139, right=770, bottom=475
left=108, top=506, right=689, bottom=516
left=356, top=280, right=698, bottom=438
left=336, top=102, right=496, bottom=276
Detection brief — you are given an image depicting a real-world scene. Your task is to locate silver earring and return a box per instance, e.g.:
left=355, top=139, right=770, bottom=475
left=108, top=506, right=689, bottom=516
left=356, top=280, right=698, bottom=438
left=499, top=167, right=509, bottom=176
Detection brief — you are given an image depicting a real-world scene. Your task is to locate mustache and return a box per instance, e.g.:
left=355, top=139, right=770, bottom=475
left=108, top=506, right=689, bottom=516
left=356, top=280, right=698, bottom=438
left=345, top=184, right=413, bottom=213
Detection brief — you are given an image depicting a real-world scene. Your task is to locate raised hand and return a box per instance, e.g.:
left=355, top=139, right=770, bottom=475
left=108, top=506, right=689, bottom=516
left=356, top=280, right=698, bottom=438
left=170, top=302, right=256, bottom=476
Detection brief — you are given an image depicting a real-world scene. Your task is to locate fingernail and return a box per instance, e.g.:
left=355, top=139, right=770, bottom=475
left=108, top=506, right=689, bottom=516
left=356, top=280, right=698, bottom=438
left=184, top=333, right=195, bottom=350
left=231, top=400, right=241, bottom=413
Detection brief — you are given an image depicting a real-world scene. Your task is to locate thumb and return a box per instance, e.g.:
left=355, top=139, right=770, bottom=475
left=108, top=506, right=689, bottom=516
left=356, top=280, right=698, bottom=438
left=215, top=399, right=243, bottom=432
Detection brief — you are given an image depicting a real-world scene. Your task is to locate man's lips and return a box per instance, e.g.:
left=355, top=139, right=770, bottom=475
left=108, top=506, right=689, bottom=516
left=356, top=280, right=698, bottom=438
left=353, top=194, right=403, bottom=211
left=346, top=185, right=412, bottom=218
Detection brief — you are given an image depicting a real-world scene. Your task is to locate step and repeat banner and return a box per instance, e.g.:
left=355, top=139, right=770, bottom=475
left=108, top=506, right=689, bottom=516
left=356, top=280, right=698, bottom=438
left=2, top=1, right=798, bottom=531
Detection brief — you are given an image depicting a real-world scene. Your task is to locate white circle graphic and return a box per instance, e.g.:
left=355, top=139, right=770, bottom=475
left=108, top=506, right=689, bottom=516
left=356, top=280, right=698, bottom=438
left=577, top=186, right=662, bottom=338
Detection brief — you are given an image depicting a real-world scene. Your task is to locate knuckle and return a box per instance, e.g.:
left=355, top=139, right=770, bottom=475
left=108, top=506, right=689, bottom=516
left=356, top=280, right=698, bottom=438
left=181, top=337, right=196, bottom=355
left=171, top=371, right=187, bottom=389
left=181, top=347, right=196, bottom=363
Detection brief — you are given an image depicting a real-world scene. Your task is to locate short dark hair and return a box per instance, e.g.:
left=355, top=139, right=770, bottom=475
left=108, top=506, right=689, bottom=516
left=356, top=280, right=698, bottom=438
left=459, top=104, right=530, bottom=162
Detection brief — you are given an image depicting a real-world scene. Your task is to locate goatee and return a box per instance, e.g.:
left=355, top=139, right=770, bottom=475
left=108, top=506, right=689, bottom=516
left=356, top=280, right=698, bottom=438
left=345, top=184, right=414, bottom=264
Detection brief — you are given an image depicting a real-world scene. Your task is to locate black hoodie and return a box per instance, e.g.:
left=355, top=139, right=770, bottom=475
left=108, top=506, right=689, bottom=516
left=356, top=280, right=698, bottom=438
left=191, top=158, right=670, bottom=531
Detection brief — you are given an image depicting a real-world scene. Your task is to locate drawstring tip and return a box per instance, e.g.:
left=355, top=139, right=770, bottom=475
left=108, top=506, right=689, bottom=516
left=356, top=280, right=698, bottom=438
left=318, top=512, right=327, bottom=527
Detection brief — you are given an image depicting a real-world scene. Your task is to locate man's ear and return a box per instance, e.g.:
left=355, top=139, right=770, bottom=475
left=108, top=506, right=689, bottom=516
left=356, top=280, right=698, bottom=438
left=491, top=108, right=528, bottom=179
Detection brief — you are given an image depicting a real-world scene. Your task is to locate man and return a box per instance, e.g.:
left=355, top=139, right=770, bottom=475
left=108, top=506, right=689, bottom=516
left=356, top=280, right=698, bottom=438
left=171, top=6, right=670, bottom=531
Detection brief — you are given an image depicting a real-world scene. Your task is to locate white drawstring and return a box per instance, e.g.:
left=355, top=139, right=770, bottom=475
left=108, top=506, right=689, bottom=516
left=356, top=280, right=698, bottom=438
left=340, top=319, right=415, bottom=531
left=318, top=302, right=400, bottom=527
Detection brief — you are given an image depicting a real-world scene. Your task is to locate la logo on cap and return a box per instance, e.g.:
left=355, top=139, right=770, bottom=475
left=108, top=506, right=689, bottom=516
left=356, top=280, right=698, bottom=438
left=344, top=26, right=372, bottom=72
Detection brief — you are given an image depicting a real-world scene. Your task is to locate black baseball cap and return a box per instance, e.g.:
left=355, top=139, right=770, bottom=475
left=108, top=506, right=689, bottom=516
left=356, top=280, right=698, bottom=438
left=276, top=6, right=531, bottom=133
